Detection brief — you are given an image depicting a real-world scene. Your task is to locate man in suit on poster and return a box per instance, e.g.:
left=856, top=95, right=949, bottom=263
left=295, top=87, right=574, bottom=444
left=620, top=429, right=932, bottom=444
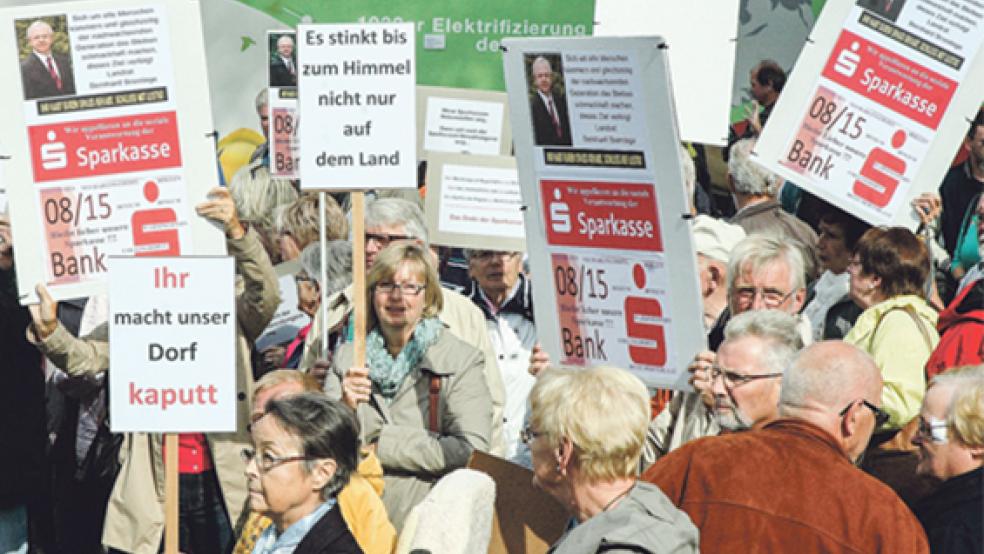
left=529, top=56, right=573, bottom=147
left=269, top=34, right=297, bottom=87
left=20, top=20, right=76, bottom=100
left=858, top=0, right=906, bottom=22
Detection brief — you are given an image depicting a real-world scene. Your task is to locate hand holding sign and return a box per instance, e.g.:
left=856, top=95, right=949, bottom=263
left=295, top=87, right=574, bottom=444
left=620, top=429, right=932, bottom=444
left=342, top=367, right=372, bottom=410
left=0, top=216, right=11, bottom=271
left=28, top=283, right=59, bottom=340
left=194, top=187, right=245, bottom=240
left=687, top=350, right=716, bottom=409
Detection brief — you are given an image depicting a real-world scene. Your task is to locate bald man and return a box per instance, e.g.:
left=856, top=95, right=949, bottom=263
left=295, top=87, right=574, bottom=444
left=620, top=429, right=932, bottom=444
left=20, top=20, right=76, bottom=100
left=645, top=341, right=929, bottom=553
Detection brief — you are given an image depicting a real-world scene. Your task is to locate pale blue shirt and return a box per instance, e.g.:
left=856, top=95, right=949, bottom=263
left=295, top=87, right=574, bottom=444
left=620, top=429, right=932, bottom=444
left=250, top=499, right=336, bottom=554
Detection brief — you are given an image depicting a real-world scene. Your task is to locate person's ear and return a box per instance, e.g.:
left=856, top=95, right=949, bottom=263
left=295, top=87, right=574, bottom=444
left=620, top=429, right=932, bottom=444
left=708, top=263, right=725, bottom=288
left=967, top=444, right=984, bottom=460
left=791, top=287, right=807, bottom=312
left=309, top=458, right=338, bottom=493
left=555, top=437, right=574, bottom=476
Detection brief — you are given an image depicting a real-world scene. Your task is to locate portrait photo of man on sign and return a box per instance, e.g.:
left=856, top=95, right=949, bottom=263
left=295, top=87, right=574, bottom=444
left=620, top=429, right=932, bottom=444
left=269, top=32, right=297, bottom=87
left=16, top=15, right=77, bottom=101
left=525, top=53, right=573, bottom=147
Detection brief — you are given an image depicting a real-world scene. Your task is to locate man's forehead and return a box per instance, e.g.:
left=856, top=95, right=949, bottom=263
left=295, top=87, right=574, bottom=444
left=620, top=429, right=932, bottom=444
left=366, top=222, right=408, bottom=235
left=738, top=259, right=790, bottom=286
left=718, top=336, right=768, bottom=373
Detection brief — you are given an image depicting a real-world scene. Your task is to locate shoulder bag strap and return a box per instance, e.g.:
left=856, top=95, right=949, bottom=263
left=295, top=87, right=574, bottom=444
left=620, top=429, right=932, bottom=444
left=428, top=373, right=441, bottom=434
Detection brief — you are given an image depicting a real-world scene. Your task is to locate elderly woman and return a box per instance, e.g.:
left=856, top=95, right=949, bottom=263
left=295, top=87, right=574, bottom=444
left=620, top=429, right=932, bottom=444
left=526, top=365, right=698, bottom=553
left=912, top=365, right=984, bottom=554
left=325, top=242, right=492, bottom=530
left=245, top=393, right=362, bottom=553
left=844, top=227, right=940, bottom=502
left=277, top=194, right=349, bottom=261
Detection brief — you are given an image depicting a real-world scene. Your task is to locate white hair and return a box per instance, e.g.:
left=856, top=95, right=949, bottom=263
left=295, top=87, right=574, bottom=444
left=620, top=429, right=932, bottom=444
left=724, top=310, right=804, bottom=375
left=26, top=20, right=53, bottom=38
left=277, top=34, right=294, bottom=47
left=728, top=138, right=780, bottom=196
left=726, top=234, right=806, bottom=307
left=365, top=198, right=428, bottom=243
left=679, top=145, right=696, bottom=211
left=299, top=240, right=352, bottom=297
left=531, top=56, right=552, bottom=73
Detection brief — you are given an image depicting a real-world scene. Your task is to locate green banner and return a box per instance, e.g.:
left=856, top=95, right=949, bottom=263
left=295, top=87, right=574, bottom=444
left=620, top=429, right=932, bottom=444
left=237, top=0, right=595, bottom=91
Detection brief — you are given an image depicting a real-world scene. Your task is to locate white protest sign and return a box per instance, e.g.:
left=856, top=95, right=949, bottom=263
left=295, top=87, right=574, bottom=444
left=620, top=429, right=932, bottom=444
left=0, top=0, right=226, bottom=305
left=298, top=23, right=416, bottom=190
left=417, top=86, right=511, bottom=158
left=423, top=153, right=525, bottom=252
left=268, top=30, right=300, bottom=179
left=255, top=260, right=307, bottom=352
left=754, top=1, right=984, bottom=227
left=503, top=37, right=705, bottom=390
left=593, top=0, right=740, bottom=146
left=109, top=257, right=235, bottom=433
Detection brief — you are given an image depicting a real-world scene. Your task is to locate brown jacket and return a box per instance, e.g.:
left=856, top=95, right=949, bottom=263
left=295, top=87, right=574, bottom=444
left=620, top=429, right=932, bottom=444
left=33, top=228, right=279, bottom=553
left=644, top=419, right=929, bottom=553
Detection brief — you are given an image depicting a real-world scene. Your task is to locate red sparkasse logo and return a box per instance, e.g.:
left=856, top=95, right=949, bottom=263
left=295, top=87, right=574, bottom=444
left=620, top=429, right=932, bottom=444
left=821, top=30, right=955, bottom=130
left=28, top=111, right=182, bottom=183
left=540, top=180, right=663, bottom=252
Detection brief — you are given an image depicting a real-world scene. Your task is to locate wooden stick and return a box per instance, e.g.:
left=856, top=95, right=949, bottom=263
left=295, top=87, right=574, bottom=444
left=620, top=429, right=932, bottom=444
left=164, top=433, right=179, bottom=554
left=351, top=192, right=366, bottom=367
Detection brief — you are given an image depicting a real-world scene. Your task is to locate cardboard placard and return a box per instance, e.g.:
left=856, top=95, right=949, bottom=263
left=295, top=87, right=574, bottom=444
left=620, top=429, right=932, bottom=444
left=416, top=85, right=511, bottom=158
left=424, top=153, right=526, bottom=252
left=0, top=0, right=226, bottom=305
left=255, top=260, right=307, bottom=352
left=109, top=256, right=236, bottom=433
left=267, top=30, right=299, bottom=179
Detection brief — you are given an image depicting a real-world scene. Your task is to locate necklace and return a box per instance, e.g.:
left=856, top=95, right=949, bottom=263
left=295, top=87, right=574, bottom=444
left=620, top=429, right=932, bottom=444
left=601, top=483, right=635, bottom=512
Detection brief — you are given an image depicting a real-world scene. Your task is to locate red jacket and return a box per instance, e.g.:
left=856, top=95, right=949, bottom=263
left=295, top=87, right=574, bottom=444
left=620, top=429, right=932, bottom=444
left=926, top=278, right=984, bottom=380
left=643, top=419, right=929, bottom=553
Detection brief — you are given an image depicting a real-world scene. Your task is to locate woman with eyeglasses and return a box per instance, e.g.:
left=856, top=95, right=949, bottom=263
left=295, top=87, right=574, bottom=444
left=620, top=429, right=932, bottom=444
left=324, top=242, right=492, bottom=531
left=525, top=365, right=699, bottom=553
left=912, top=365, right=984, bottom=554
left=244, top=393, right=362, bottom=553
left=843, top=226, right=940, bottom=504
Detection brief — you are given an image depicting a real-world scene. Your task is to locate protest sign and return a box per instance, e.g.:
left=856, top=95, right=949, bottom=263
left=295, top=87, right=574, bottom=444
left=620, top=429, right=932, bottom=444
left=423, top=153, right=525, bottom=252
left=109, top=256, right=236, bottom=433
left=298, top=22, right=416, bottom=191
left=417, top=86, right=511, bottom=158
left=255, top=260, right=307, bottom=352
left=0, top=0, right=225, bottom=305
left=268, top=30, right=299, bottom=179
left=503, top=37, right=705, bottom=390
left=754, top=0, right=984, bottom=227
left=593, top=0, right=740, bottom=146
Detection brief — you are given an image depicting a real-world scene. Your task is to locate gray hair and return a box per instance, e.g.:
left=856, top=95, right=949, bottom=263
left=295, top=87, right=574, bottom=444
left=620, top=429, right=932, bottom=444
left=532, top=56, right=552, bottom=73
left=727, top=234, right=806, bottom=310
left=231, top=177, right=298, bottom=229
left=679, top=145, right=696, bottom=211
left=277, top=34, right=294, bottom=47
left=365, top=198, right=428, bottom=243
left=26, top=20, right=53, bottom=38
left=262, top=393, right=360, bottom=499
left=728, top=138, right=779, bottom=196
left=255, top=88, right=268, bottom=113
left=724, top=310, right=804, bottom=375
left=299, top=240, right=352, bottom=297
left=780, top=341, right=880, bottom=413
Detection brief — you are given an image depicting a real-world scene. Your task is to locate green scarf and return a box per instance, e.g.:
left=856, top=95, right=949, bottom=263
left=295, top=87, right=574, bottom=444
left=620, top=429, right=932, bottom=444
left=366, top=317, right=444, bottom=399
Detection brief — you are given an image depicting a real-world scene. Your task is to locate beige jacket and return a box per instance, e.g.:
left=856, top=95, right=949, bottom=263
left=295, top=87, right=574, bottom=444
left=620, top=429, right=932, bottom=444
left=302, top=284, right=507, bottom=455
left=640, top=392, right=719, bottom=472
left=325, top=330, right=493, bottom=531
left=33, top=229, right=279, bottom=553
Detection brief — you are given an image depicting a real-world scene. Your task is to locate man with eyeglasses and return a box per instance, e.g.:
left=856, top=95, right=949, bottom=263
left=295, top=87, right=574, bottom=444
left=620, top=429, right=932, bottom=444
left=464, top=248, right=535, bottom=458
left=645, top=341, right=929, bottom=553
left=912, top=365, right=984, bottom=554
left=300, top=198, right=508, bottom=456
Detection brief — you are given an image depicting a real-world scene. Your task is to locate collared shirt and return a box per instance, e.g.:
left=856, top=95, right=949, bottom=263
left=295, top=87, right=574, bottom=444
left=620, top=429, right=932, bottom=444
left=34, top=51, right=61, bottom=77
left=251, top=500, right=336, bottom=554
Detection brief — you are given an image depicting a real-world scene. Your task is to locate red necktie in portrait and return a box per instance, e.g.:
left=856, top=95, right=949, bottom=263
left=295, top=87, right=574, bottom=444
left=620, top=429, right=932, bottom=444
left=547, top=97, right=562, bottom=139
left=46, top=56, right=63, bottom=90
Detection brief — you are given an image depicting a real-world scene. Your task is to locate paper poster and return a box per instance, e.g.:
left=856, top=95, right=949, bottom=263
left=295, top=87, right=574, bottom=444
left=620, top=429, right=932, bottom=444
left=417, top=86, right=511, bottom=158
left=423, top=153, right=525, bottom=252
left=255, top=260, right=307, bottom=351
left=0, top=0, right=225, bottom=304
left=298, top=22, right=417, bottom=191
left=503, top=37, right=705, bottom=390
left=754, top=0, right=984, bottom=227
left=268, top=30, right=299, bottom=179
left=593, top=0, right=741, bottom=146
left=109, top=256, right=236, bottom=432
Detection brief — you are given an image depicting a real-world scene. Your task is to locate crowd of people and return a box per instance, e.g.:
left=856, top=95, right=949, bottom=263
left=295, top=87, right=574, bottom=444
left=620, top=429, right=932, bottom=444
left=1, top=58, right=983, bottom=554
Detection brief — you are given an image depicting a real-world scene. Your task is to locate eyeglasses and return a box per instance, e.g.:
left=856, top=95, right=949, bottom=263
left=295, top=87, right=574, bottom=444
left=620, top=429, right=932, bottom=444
left=365, top=232, right=411, bottom=247
left=709, top=365, right=783, bottom=388
left=470, top=250, right=520, bottom=262
left=241, top=447, right=312, bottom=473
left=375, top=281, right=425, bottom=296
left=838, top=399, right=891, bottom=428
left=734, top=286, right=795, bottom=308
left=520, top=425, right=541, bottom=445
left=915, top=417, right=949, bottom=444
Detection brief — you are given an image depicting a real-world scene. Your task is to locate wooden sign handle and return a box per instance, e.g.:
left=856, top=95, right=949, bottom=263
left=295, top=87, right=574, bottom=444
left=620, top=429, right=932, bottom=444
left=164, top=433, right=179, bottom=553
left=351, top=191, right=366, bottom=368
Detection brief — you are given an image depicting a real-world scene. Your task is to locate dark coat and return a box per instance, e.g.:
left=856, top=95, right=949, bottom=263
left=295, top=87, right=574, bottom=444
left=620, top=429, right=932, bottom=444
left=269, top=55, right=296, bottom=87
left=531, top=91, right=572, bottom=146
left=293, top=503, right=363, bottom=554
left=21, top=52, right=76, bottom=100
left=914, top=467, right=983, bottom=554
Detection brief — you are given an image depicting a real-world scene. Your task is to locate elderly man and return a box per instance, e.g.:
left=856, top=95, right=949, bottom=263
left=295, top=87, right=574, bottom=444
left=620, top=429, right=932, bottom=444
left=27, top=188, right=279, bottom=554
left=269, top=34, right=297, bottom=87
left=645, top=341, right=929, bottom=553
left=464, top=248, right=535, bottom=458
left=301, top=198, right=507, bottom=455
left=529, top=56, right=572, bottom=146
left=20, top=19, right=76, bottom=100
left=728, top=138, right=819, bottom=281
left=911, top=365, right=984, bottom=554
